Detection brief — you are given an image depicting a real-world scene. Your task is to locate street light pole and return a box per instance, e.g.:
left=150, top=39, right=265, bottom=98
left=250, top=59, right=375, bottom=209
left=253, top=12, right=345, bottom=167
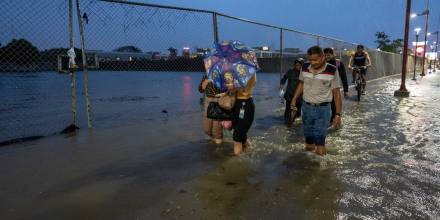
left=395, top=0, right=411, bottom=97
left=435, top=45, right=438, bottom=73
left=421, top=0, right=430, bottom=76
left=430, top=45, right=434, bottom=73
left=432, top=31, right=439, bottom=72
left=413, top=28, right=421, bottom=80
left=413, top=33, right=419, bottom=80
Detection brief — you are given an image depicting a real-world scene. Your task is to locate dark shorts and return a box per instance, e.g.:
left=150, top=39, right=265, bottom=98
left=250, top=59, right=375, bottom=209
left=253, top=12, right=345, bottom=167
left=232, top=98, right=255, bottom=143
left=354, top=66, right=367, bottom=75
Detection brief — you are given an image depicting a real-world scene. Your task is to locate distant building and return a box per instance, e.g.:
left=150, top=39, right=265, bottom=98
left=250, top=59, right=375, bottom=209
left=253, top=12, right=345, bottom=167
left=196, top=48, right=209, bottom=57
left=252, top=45, right=274, bottom=58
left=87, top=50, right=153, bottom=61
left=253, top=46, right=270, bottom=51
left=168, top=47, right=178, bottom=59
left=252, top=46, right=304, bottom=58
left=255, top=50, right=279, bottom=58
left=283, top=48, right=302, bottom=54
left=182, top=47, right=190, bottom=59
left=149, top=52, right=161, bottom=60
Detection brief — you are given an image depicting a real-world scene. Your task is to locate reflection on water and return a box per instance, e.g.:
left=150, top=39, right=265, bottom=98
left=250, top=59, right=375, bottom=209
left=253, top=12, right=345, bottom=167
left=1, top=72, right=440, bottom=219
left=181, top=75, right=194, bottom=112
left=1, top=71, right=281, bottom=142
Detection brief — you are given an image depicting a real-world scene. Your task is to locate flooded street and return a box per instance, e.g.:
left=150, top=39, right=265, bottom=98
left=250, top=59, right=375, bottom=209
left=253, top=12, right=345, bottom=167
left=1, top=72, right=440, bottom=219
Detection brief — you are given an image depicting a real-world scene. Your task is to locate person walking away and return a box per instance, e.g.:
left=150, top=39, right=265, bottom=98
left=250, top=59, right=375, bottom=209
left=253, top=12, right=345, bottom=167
left=232, top=74, right=256, bottom=155
left=324, top=47, right=348, bottom=125
left=290, top=46, right=342, bottom=156
left=198, top=75, right=223, bottom=144
left=280, top=59, right=303, bottom=125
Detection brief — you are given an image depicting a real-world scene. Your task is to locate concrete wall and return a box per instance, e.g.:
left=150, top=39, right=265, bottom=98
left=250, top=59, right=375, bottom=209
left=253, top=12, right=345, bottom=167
left=272, top=51, right=426, bottom=83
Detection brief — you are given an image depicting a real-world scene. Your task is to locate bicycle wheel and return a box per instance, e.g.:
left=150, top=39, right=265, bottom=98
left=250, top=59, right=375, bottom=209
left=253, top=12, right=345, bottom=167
left=356, top=80, right=361, bottom=101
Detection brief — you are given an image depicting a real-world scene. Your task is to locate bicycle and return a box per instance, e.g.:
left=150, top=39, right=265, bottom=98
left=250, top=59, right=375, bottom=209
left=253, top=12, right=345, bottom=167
left=352, top=66, right=367, bottom=101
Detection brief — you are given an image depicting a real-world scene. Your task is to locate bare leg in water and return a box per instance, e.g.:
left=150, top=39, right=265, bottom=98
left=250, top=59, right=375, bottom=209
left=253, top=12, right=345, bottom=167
left=233, top=140, right=250, bottom=155
left=234, top=141, right=243, bottom=155
left=315, top=145, right=326, bottom=155
left=305, top=143, right=316, bottom=152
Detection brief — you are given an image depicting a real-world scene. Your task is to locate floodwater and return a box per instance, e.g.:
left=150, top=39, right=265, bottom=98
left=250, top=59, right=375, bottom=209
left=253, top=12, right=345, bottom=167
left=0, top=71, right=439, bottom=219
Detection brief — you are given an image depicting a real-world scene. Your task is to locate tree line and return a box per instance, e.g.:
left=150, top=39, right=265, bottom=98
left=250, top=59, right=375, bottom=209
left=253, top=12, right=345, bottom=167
left=375, top=31, right=403, bottom=53
left=0, top=38, right=85, bottom=66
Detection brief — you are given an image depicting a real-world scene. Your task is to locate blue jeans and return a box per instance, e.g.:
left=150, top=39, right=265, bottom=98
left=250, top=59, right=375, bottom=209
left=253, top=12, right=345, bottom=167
left=301, top=101, right=331, bottom=146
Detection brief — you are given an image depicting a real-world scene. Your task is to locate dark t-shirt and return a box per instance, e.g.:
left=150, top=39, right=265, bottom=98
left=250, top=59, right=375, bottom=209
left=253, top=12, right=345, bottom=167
left=327, top=59, right=349, bottom=92
left=281, top=69, right=301, bottom=100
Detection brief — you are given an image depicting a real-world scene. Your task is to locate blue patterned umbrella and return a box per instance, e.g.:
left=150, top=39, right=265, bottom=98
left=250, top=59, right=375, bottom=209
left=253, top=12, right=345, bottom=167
left=204, top=40, right=259, bottom=91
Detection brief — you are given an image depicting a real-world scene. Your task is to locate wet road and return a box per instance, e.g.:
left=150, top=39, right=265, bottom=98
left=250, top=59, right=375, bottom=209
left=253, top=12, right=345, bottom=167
left=1, top=72, right=440, bottom=219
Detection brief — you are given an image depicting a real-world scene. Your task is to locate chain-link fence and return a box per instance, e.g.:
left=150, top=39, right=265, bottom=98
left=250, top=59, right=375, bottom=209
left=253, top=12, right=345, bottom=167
left=0, top=0, right=426, bottom=145
left=0, top=0, right=73, bottom=144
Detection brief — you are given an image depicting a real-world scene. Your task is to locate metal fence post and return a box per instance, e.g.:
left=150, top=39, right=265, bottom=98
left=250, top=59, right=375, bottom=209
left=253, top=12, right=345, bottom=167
left=69, top=0, right=78, bottom=127
left=279, top=28, right=283, bottom=80
left=339, top=44, right=343, bottom=60
left=213, top=12, right=219, bottom=43
left=76, top=0, right=93, bottom=128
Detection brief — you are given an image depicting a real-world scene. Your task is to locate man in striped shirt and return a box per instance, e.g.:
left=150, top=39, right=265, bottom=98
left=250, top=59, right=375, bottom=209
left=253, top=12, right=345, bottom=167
left=290, top=46, right=342, bottom=155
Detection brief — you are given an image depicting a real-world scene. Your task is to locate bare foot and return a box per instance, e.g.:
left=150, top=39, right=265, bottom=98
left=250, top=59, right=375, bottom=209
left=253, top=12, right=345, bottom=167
left=305, top=144, right=316, bottom=152
left=315, top=146, right=326, bottom=156
left=233, top=142, right=243, bottom=155
left=242, top=140, right=251, bottom=151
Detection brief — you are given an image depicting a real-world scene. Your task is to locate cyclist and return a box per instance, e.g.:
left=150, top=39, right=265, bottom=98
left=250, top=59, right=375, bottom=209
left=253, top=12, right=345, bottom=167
left=348, top=45, right=371, bottom=95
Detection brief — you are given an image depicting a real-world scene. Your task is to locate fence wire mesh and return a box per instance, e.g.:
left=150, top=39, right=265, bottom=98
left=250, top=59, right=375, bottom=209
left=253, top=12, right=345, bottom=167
left=82, top=0, right=214, bottom=72
left=217, top=14, right=281, bottom=75
left=81, top=0, right=215, bottom=126
left=0, top=0, right=427, bottom=144
left=0, top=0, right=72, bottom=143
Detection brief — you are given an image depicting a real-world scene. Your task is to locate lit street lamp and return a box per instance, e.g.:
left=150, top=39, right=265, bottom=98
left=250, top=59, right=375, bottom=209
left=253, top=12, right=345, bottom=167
left=411, top=0, right=430, bottom=76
